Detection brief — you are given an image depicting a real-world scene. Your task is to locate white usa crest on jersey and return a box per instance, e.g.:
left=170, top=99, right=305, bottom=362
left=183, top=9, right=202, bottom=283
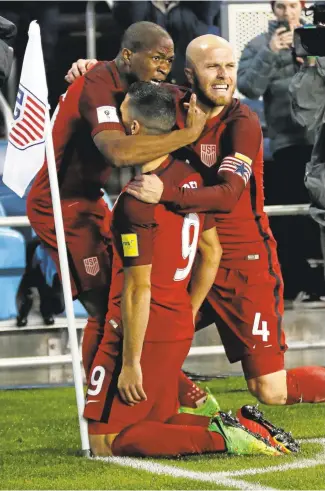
left=200, top=144, right=217, bottom=167
left=83, top=257, right=100, bottom=276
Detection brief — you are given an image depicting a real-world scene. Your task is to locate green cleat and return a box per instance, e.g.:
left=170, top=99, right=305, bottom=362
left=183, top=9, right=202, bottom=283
left=178, top=388, right=220, bottom=417
left=209, top=411, right=284, bottom=456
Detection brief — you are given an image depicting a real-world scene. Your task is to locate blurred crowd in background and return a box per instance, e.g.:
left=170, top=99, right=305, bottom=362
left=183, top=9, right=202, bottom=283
left=0, top=1, right=221, bottom=107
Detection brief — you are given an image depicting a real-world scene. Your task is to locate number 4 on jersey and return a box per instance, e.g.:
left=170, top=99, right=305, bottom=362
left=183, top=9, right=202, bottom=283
left=252, top=312, right=270, bottom=342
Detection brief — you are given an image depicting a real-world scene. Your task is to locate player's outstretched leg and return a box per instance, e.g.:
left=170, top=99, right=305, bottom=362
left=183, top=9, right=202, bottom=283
left=236, top=405, right=300, bottom=454
left=110, top=417, right=285, bottom=457
left=208, top=411, right=284, bottom=456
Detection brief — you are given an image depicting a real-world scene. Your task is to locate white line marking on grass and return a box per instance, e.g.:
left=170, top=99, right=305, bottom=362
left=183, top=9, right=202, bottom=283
left=215, top=438, right=325, bottom=477
left=96, top=456, right=277, bottom=491
left=298, top=437, right=325, bottom=444
left=94, top=437, right=325, bottom=491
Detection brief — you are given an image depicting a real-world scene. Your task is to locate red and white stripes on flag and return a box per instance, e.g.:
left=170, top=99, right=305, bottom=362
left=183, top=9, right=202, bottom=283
left=218, top=154, right=252, bottom=185
left=3, top=21, right=48, bottom=197
left=9, top=84, right=46, bottom=150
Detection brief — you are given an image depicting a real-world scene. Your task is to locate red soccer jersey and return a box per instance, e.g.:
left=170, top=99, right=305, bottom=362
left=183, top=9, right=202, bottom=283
left=162, top=91, right=277, bottom=270
left=108, top=157, right=214, bottom=342
left=27, top=61, right=125, bottom=214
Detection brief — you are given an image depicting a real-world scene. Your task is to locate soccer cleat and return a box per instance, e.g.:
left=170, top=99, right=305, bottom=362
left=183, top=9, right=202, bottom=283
left=209, top=411, right=283, bottom=456
left=178, top=388, right=220, bottom=417
left=236, top=405, right=300, bottom=454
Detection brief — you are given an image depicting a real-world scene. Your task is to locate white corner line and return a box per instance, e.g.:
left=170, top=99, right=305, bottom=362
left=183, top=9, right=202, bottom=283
left=218, top=438, right=325, bottom=477
left=96, top=455, right=277, bottom=491
left=93, top=437, right=325, bottom=491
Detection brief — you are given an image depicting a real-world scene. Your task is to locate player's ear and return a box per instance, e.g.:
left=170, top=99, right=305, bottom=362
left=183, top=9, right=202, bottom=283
left=121, top=48, right=132, bottom=66
left=131, top=120, right=140, bottom=135
left=184, top=67, right=194, bottom=85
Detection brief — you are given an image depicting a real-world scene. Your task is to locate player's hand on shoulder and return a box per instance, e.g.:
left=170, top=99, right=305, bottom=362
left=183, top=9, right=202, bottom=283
left=64, top=58, right=98, bottom=83
left=126, top=174, right=164, bottom=204
left=185, top=93, right=209, bottom=141
left=118, top=363, right=147, bottom=406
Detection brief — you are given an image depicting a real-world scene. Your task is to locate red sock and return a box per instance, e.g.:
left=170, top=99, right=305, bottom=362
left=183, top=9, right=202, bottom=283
left=112, top=421, right=226, bottom=457
left=82, top=317, right=104, bottom=380
left=167, top=412, right=211, bottom=427
left=178, top=371, right=207, bottom=408
left=286, top=366, right=325, bottom=404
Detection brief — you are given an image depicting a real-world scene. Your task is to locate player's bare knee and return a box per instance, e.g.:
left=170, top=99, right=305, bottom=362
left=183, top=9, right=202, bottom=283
left=89, top=433, right=117, bottom=457
left=247, top=371, right=287, bottom=405
left=254, top=386, right=286, bottom=405
left=246, top=379, right=258, bottom=398
left=247, top=383, right=285, bottom=405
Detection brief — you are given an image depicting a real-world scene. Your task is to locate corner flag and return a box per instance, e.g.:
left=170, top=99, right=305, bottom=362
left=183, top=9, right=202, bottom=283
left=3, top=21, right=90, bottom=454
left=3, top=21, right=47, bottom=197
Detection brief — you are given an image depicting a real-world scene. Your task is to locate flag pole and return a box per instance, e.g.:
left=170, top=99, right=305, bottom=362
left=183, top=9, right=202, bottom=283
left=44, top=111, right=90, bottom=456
left=3, top=20, right=90, bottom=454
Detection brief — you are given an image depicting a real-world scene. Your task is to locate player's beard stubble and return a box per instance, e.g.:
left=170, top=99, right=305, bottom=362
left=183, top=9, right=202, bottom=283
left=192, top=73, right=234, bottom=109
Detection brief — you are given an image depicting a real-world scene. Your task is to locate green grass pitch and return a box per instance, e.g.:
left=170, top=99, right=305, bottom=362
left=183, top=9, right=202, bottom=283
left=0, top=376, right=324, bottom=490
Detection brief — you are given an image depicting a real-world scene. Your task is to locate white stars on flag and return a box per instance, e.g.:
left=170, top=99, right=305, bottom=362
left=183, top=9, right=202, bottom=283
left=218, top=154, right=252, bottom=185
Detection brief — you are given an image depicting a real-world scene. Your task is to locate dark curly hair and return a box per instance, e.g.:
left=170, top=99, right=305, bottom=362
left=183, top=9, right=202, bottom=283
left=127, top=81, right=176, bottom=134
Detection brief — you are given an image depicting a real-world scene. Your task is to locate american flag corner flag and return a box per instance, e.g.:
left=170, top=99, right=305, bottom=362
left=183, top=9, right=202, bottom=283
left=9, top=85, right=46, bottom=150
left=3, top=21, right=49, bottom=198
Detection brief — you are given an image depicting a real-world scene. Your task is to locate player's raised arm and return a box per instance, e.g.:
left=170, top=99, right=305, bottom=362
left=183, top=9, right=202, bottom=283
left=126, top=111, right=262, bottom=212
left=189, top=221, right=222, bottom=320
left=93, top=93, right=206, bottom=168
left=160, top=167, right=247, bottom=213
left=64, top=58, right=98, bottom=83
left=126, top=170, right=245, bottom=211
left=78, top=70, right=203, bottom=168
left=67, top=22, right=208, bottom=168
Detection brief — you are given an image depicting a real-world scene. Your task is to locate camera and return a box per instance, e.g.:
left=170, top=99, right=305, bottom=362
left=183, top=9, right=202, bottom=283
left=278, top=19, right=291, bottom=31
left=294, top=3, right=325, bottom=56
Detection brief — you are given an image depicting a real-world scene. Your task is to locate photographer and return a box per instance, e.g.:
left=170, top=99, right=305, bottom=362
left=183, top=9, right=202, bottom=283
left=290, top=12, right=325, bottom=299
left=237, top=1, right=311, bottom=169
left=237, top=0, right=321, bottom=301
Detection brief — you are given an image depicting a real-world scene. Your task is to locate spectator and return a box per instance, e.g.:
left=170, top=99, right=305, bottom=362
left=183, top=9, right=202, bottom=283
left=237, top=0, right=322, bottom=301
left=0, top=14, right=16, bottom=88
left=112, top=1, right=220, bottom=85
left=290, top=56, right=325, bottom=301
left=0, top=1, right=60, bottom=109
left=16, top=238, right=64, bottom=327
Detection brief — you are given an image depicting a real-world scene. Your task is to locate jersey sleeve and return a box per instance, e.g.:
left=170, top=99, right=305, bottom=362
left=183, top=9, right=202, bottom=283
left=78, top=63, right=125, bottom=138
left=203, top=214, right=216, bottom=231
left=111, top=193, right=157, bottom=267
left=217, top=109, right=261, bottom=184
left=161, top=110, right=262, bottom=213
